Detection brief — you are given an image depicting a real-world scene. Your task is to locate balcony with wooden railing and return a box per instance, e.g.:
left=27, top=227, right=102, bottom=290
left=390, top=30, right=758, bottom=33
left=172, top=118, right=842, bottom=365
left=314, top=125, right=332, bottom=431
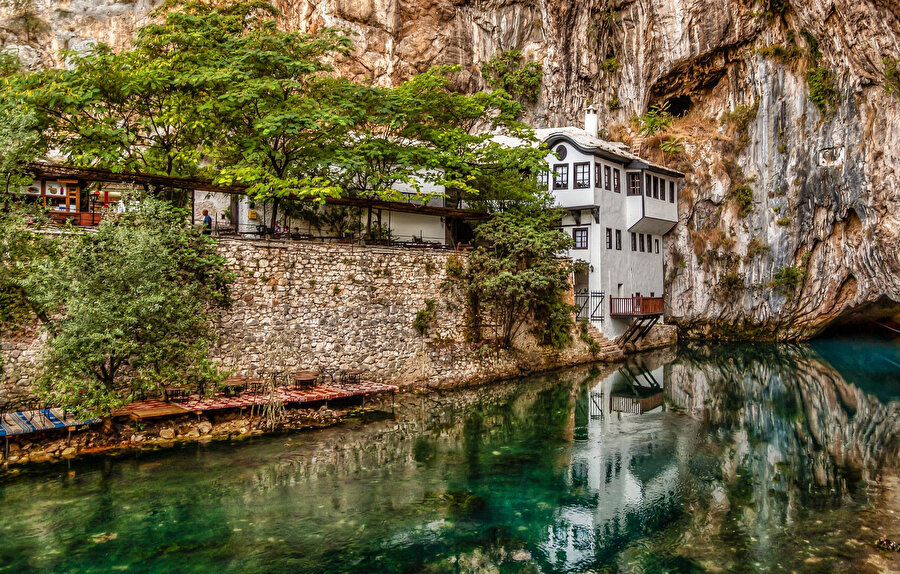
left=609, top=296, right=664, bottom=318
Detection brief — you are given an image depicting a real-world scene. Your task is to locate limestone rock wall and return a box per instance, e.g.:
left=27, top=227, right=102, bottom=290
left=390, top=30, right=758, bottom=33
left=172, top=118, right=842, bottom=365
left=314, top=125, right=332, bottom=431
left=4, top=0, right=899, bottom=339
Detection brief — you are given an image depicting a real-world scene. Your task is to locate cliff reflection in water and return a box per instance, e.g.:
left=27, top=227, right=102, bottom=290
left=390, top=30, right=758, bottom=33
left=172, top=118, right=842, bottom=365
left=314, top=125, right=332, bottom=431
left=0, top=343, right=898, bottom=573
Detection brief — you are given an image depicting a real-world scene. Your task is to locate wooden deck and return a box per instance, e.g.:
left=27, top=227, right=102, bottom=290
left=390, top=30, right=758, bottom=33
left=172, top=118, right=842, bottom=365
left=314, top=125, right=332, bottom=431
left=111, top=381, right=397, bottom=420
left=609, top=296, right=664, bottom=318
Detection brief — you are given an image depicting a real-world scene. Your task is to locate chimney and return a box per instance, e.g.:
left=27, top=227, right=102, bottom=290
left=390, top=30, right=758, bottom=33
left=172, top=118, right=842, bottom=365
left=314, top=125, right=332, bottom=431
left=584, top=104, right=598, bottom=138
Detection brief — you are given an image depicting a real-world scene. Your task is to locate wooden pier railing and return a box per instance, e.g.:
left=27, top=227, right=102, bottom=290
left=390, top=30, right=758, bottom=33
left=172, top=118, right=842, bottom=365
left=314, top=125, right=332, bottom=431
left=609, top=296, right=664, bottom=317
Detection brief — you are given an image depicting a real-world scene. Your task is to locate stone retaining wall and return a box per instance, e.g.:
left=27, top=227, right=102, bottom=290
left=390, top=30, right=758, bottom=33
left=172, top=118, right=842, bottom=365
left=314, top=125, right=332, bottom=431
left=209, top=239, right=603, bottom=387
left=1, top=239, right=626, bottom=407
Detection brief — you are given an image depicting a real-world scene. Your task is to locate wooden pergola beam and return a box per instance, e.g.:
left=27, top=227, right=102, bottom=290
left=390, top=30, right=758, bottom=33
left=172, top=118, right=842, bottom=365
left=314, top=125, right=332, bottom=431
left=28, top=162, right=489, bottom=220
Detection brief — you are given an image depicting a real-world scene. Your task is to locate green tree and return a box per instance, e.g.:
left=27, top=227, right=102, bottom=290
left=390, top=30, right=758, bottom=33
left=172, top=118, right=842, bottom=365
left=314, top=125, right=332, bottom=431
left=0, top=52, right=44, bottom=194
left=460, top=200, right=574, bottom=348
left=25, top=192, right=232, bottom=417
left=329, top=66, right=546, bottom=234
left=639, top=102, right=673, bottom=137
left=480, top=50, right=543, bottom=104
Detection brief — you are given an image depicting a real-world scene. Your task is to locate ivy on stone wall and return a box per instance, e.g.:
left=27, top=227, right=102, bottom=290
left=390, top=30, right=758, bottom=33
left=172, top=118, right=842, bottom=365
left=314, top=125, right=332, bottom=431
left=450, top=202, right=574, bottom=349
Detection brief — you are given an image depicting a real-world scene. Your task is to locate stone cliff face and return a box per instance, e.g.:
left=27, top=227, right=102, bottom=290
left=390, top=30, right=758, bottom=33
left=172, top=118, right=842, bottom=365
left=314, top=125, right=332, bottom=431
left=3, top=0, right=899, bottom=339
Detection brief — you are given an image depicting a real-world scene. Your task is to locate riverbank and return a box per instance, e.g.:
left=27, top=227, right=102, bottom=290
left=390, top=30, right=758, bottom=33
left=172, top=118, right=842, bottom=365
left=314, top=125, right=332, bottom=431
left=0, top=356, right=635, bottom=473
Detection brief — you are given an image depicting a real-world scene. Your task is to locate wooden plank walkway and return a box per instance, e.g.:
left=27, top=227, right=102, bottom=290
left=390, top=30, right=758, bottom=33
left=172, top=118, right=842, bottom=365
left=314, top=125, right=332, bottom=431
left=112, top=381, right=398, bottom=419
left=0, top=408, right=99, bottom=438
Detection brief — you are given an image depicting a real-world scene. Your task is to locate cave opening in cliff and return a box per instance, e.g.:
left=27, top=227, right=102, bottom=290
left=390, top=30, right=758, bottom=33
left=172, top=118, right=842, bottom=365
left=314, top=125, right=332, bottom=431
left=665, top=95, right=693, bottom=117
left=815, top=296, right=900, bottom=341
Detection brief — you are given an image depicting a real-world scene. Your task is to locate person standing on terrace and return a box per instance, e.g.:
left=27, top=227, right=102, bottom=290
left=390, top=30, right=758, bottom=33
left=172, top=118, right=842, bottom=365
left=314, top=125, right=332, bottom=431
left=202, top=209, right=212, bottom=235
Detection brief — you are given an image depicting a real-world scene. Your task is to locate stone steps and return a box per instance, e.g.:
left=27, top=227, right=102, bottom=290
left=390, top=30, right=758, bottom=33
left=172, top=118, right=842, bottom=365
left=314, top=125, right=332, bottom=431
left=583, top=322, right=625, bottom=362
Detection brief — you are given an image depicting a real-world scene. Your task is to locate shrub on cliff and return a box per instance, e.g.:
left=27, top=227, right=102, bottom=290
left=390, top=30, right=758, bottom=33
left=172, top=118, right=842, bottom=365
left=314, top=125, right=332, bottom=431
left=480, top=50, right=543, bottom=104
left=24, top=192, right=233, bottom=417
left=885, top=58, right=900, bottom=99
left=457, top=200, right=575, bottom=349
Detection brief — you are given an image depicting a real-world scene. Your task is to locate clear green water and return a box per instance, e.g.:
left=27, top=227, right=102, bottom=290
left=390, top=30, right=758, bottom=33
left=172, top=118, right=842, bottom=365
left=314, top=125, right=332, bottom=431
left=1, top=342, right=899, bottom=573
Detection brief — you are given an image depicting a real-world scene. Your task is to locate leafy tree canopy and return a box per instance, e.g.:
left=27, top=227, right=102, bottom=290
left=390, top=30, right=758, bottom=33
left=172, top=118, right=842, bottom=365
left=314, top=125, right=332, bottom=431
left=23, top=192, right=232, bottom=417
left=454, top=198, right=574, bottom=349
left=9, top=0, right=547, bottom=229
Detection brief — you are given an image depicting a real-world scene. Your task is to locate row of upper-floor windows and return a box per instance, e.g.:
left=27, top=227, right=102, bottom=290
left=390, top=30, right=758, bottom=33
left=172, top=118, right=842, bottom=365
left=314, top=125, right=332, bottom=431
left=571, top=227, right=661, bottom=254
left=644, top=174, right=676, bottom=203
left=542, top=163, right=677, bottom=204
left=539, top=162, right=623, bottom=192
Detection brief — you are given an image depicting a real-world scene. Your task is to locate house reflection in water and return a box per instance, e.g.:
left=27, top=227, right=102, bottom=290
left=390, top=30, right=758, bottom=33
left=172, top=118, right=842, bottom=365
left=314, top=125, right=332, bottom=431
left=588, top=362, right=665, bottom=421
left=548, top=359, right=687, bottom=569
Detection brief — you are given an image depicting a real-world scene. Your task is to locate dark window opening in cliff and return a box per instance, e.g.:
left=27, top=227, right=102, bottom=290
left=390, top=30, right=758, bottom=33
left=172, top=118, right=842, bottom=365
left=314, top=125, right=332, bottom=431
left=665, top=95, right=693, bottom=118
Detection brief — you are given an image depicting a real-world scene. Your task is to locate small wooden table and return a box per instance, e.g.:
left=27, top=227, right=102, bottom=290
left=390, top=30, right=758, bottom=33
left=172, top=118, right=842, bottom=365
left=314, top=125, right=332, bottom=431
left=291, top=371, right=319, bottom=389
left=221, top=377, right=248, bottom=397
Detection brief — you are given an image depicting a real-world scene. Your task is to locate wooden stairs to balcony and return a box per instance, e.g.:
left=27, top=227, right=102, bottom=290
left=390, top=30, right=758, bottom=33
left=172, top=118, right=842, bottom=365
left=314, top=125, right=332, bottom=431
left=582, top=322, right=625, bottom=362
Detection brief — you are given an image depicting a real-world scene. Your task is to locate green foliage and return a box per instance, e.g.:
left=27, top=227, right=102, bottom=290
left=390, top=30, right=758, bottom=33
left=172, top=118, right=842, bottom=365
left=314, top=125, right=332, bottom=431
left=601, top=55, right=620, bottom=74
left=758, top=42, right=801, bottom=62
left=729, top=183, right=754, bottom=217
left=769, top=264, right=805, bottom=296
left=639, top=102, right=673, bottom=137
left=445, top=255, right=465, bottom=279
left=456, top=201, right=574, bottom=348
left=723, top=99, right=759, bottom=148
left=26, top=192, right=232, bottom=417
left=16, top=1, right=546, bottom=230
left=801, top=31, right=821, bottom=63
left=885, top=58, right=900, bottom=98
left=776, top=216, right=791, bottom=226
left=752, top=0, right=788, bottom=18
left=0, top=201, right=57, bottom=333
left=719, top=272, right=745, bottom=298
left=745, top=238, right=770, bottom=260
left=480, top=49, right=543, bottom=104
left=607, top=96, right=621, bottom=111
left=0, top=104, right=43, bottom=195
left=413, top=299, right=438, bottom=335
left=578, top=321, right=602, bottom=356
left=806, top=67, right=839, bottom=117
left=660, top=136, right=683, bottom=155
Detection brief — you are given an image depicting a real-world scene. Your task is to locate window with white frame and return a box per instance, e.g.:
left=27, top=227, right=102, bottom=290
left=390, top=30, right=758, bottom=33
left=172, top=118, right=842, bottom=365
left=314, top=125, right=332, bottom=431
left=605, top=227, right=612, bottom=249
left=615, top=230, right=622, bottom=250
left=538, top=171, right=549, bottom=188
left=613, top=169, right=621, bottom=193
left=604, top=166, right=612, bottom=191
left=669, top=181, right=675, bottom=203
left=594, top=163, right=602, bottom=188
left=655, top=238, right=660, bottom=254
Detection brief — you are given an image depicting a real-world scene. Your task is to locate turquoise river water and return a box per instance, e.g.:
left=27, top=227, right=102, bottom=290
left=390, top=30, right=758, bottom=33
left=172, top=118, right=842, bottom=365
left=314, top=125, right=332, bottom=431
left=1, top=341, right=899, bottom=573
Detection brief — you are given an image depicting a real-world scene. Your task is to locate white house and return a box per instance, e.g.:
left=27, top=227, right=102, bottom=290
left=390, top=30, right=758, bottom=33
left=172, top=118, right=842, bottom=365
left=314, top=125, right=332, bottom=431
left=536, top=106, right=684, bottom=342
